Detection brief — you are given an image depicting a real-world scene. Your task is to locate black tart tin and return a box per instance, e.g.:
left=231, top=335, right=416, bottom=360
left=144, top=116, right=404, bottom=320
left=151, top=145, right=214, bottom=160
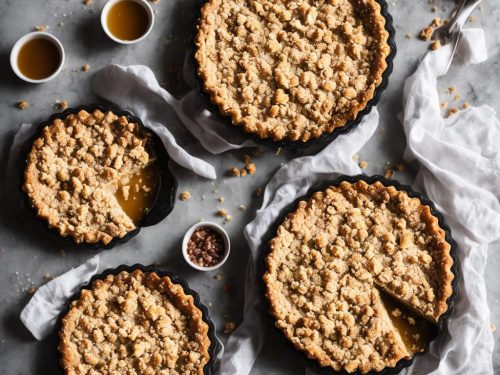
left=56, top=264, right=220, bottom=375
left=21, top=104, right=178, bottom=251
left=192, top=0, right=397, bottom=150
left=259, top=175, right=461, bottom=375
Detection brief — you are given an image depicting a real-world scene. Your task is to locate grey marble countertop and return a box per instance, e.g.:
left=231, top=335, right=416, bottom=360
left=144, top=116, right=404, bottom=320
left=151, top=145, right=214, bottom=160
left=0, top=0, right=499, bottom=374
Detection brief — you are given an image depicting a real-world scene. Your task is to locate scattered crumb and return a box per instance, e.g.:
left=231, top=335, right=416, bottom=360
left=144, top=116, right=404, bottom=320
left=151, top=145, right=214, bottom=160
left=431, top=17, right=442, bottom=28
left=448, top=86, right=457, bottom=94
left=462, top=102, right=470, bottom=109
left=55, top=100, right=69, bottom=110
left=447, top=108, right=459, bottom=117
left=378, top=127, right=385, bottom=135
left=28, top=287, right=37, bottom=294
left=223, top=322, right=237, bottom=334
left=468, top=15, right=476, bottom=24
left=240, top=168, right=247, bottom=177
left=453, top=95, right=461, bottom=101
left=238, top=204, right=246, bottom=211
left=254, top=188, right=263, bottom=198
left=213, top=274, right=223, bottom=281
left=225, top=215, right=232, bottom=222
left=405, top=33, right=412, bottom=39
left=440, top=101, right=449, bottom=110
left=358, top=160, right=368, bottom=170
left=217, top=209, right=228, bottom=218
left=150, top=0, right=161, bottom=3
left=430, top=40, right=441, bottom=51
left=419, top=25, right=433, bottom=41
left=58, top=21, right=64, bottom=27
left=83, top=0, right=93, bottom=5
left=352, top=154, right=359, bottom=161
left=81, top=64, right=90, bottom=72
left=395, top=162, right=406, bottom=173
left=35, top=24, right=48, bottom=32
left=490, top=323, right=497, bottom=333
left=16, top=101, right=29, bottom=110
left=384, top=168, right=394, bottom=179
left=230, top=167, right=240, bottom=177
left=431, top=5, right=437, bottom=12
left=243, top=154, right=251, bottom=164
left=246, top=163, right=256, bottom=175
left=274, top=148, right=281, bottom=156
left=218, top=197, right=224, bottom=203
left=179, top=191, right=191, bottom=201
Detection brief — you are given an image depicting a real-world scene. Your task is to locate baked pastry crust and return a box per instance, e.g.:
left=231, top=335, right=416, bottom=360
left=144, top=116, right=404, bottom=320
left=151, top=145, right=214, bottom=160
left=196, top=0, right=391, bottom=142
left=59, top=269, right=211, bottom=375
left=23, top=109, right=156, bottom=245
left=263, top=180, right=454, bottom=373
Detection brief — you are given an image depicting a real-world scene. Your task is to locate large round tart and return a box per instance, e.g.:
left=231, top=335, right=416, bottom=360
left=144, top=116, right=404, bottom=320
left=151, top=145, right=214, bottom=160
left=263, top=180, right=455, bottom=373
left=59, top=269, right=211, bottom=374
left=196, top=0, right=392, bottom=142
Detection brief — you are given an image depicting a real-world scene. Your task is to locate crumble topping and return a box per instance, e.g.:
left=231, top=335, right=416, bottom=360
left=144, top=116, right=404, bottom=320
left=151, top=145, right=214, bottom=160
left=23, top=109, right=155, bottom=244
left=180, top=191, right=192, bottom=201
left=17, top=100, right=29, bottom=110
left=59, top=270, right=210, bottom=374
left=264, top=181, right=454, bottom=373
left=196, top=0, right=390, bottom=142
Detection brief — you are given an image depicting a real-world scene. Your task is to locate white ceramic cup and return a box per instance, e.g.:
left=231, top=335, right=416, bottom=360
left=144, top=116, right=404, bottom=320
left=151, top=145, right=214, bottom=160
left=182, top=221, right=231, bottom=272
left=101, top=0, right=155, bottom=44
left=10, top=32, right=65, bottom=84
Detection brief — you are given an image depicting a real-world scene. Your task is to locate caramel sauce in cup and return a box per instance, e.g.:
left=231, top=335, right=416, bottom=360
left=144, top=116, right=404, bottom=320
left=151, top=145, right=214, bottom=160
left=101, top=0, right=154, bottom=44
left=10, top=32, right=64, bottom=83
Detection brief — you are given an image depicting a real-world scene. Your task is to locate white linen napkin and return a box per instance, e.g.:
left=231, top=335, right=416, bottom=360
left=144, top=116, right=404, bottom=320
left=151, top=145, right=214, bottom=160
left=402, top=29, right=495, bottom=375
left=221, top=29, right=496, bottom=375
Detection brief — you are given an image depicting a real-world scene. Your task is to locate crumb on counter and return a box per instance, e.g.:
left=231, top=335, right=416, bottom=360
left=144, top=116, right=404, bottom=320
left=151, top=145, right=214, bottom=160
left=358, top=160, right=368, bottom=170
left=395, top=162, right=406, bottom=172
left=447, top=108, right=459, bottom=117
left=462, top=102, right=470, bottom=109
left=239, top=204, right=246, bottom=211
left=431, top=17, right=442, bottom=28
left=214, top=274, right=223, bottom=281
left=384, top=168, right=394, bottom=179
left=81, top=64, right=90, bottom=72
left=58, top=21, right=64, bottom=27
left=16, top=100, right=29, bottom=110
left=352, top=154, right=359, bottom=161
left=448, top=86, right=457, bottom=94
left=430, top=40, right=441, bottom=51
left=419, top=26, right=433, bottom=41
left=216, top=209, right=228, bottom=218
left=218, top=197, right=224, bottom=203
left=246, top=163, right=256, bottom=175
left=223, top=322, right=237, bottom=334
left=453, top=95, right=461, bottom=101
left=240, top=168, right=247, bottom=177
left=83, top=0, right=93, bottom=5
left=55, top=100, right=69, bottom=110
left=230, top=167, right=240, bottom=177
left=180, top=191, right=191, bottom=201
left=440, top=101, right=449, bottom=110
left=490, top=323, right=497, bottom=333
left=35, top=24, right=48, bottom=32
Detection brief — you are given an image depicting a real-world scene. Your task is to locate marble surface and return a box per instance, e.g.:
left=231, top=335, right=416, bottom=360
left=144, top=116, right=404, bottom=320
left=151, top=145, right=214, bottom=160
left=0, top=0, right=499, bottom=374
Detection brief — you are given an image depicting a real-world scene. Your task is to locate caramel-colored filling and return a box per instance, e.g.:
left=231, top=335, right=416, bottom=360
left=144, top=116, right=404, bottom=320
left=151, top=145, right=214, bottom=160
left=18, top=38, right=61, bottom=80
left=380, top=292, right=436, bottom=354
left=115, top=163, right=159, bottom=224
left=107, top=0, right=149, bottom=41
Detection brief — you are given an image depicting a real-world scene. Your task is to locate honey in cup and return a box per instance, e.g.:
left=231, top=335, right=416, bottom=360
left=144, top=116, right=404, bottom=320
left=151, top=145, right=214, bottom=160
left=17, top=38, right=61, bottom=80
left=107, top=0, right=150, bottom=41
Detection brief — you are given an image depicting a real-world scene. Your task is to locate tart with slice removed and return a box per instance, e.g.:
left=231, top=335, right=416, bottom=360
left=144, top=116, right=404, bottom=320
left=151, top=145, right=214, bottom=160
left=263, top=180, right=455, bottom=373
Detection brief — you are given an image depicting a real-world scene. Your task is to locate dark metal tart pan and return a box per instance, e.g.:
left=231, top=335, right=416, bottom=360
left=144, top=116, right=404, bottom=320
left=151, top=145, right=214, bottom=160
left=192, top=0, right=397, bottom=150
left=20, top=103, right=178, bottom=251
left=56, top=264, right=220, bottom=375
left=259, top=174, right=461, bottom=374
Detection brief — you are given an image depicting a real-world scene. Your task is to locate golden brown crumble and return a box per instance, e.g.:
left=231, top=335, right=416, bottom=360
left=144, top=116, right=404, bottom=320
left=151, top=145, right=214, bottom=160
left=35, top=24, right=47, bottom=32
left=440, top=101, right=448, bottom=110
left=81, top=64, right=90, bottom=72
left=462, top=102, right=470, bottom=109
left=395, top=162, right=406, bottom=173
left=230, top=167, right=241, bottom=177
left=246, top=163, right=256, bottom=175
left=453, top=95, right=461, bottom=101
left=430, top=40, right=441, bottom=51
left=196, top=0, right=390, bottom=142
left=180, top=191, right=192, bottom=201
left=223, top=322, right=237, bottom=334
left=448, top=86, right=457, bottom=94
left=59, top=270, right=210, bottom=374
left=419, top=25, right=433, bottom=41
left=55, top=100, right=69, bottom=110
left=384, top=168, right=394, bottom=179
left=447, top=108, right=459, bottom=117
left=358, top=160, right=368, bottom=169
left=216, top=209, right=228, bottom=218
left=16, top=100, right=29, bottom=110
left=264, top=181, right=453, bottom=373
left=23, top=109, right=156, bottom=245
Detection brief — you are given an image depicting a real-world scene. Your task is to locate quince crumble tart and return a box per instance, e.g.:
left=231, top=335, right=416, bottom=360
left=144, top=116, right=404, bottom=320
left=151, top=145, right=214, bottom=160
left=23, top=109, right=159, bottom=245
left=59, top=269, right=211, bottom=374
left=263, top=180, right=454, bottom=373
left=195, top=0, right=391, bottom=142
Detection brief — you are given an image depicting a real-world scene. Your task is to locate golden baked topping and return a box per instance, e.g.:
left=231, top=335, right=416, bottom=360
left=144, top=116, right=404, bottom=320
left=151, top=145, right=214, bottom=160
left=264, top=180, right=454, bottom=373
left=23, top=109, right=159, bottom=245
left=196, top=0, right=390, bottom=142
left=59, top=270, right=211, bottom=375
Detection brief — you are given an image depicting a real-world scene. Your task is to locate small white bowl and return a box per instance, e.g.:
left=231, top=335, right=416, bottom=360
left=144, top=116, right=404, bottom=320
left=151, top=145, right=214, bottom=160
left=182, top=221, right=230, bottom=272
left=101, top=0, right=155, bottom=45
left=10, top=32, right=65, bottom=84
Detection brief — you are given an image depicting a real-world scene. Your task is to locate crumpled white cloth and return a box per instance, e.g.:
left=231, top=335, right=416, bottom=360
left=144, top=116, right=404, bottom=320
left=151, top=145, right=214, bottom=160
left=402, top=29, right=495, bottom=375
left=221, top=29, right=496, bottom=375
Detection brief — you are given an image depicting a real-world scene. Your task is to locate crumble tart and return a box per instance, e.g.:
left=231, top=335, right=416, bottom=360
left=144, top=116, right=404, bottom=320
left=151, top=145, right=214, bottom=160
left=196, top=0, right=391, bottom=142
left=23, top=109, right=160, bottom=245
left=59, top=269, right=211, bottom=375
left=263, top=180, right=454, bottom=373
